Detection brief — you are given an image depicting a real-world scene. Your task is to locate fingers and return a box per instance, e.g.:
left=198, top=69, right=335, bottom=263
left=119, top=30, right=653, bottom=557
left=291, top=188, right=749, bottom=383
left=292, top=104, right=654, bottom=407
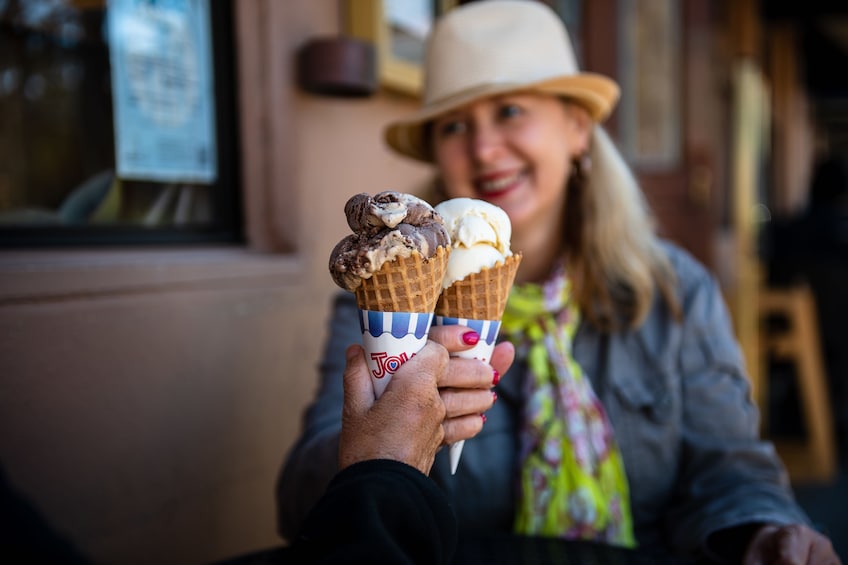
left=443, top=413, right=486, bottom=444
left=808, top=534, right=841, bottom=565
left=339, top=327, right=513, bottom=474
left=340, top=341, right=448, bottom=474
left=781, top=524, right=841, bottom=565
left=744, top=524, right=841, bottom=565
left=436, top=356, right=499, bottom=389
left=772, top=525, right=810, bottom=565
left=428, top=324, right=484, bottom=355
left=490, top=341, right=516, bottom=379
left=385, top=339, right=448, bottom=392
left=441, top=388, right=496, bottom=419
left=427, top=326, right=515, bottom=388
left=341, top=344, right=374, bottom=417
left=381, top=339, right=448, bottom=426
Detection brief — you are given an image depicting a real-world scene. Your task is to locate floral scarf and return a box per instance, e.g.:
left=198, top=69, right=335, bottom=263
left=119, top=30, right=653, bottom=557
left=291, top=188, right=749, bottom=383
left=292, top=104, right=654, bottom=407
left=501, top=262, right=635, bottom=547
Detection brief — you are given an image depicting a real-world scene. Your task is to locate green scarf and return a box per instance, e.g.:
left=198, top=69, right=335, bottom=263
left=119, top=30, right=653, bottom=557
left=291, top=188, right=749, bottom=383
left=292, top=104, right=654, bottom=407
left=501, top=264, right=635, bottom=547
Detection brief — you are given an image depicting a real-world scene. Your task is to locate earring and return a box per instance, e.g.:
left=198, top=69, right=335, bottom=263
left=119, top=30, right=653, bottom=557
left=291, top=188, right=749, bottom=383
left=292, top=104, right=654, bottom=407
left=571, top=152, right=592, bottom=180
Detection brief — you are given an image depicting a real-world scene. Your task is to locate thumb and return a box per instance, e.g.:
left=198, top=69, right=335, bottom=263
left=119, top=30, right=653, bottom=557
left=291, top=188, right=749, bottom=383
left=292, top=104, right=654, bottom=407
left=342, top=344, right=375, bottom=418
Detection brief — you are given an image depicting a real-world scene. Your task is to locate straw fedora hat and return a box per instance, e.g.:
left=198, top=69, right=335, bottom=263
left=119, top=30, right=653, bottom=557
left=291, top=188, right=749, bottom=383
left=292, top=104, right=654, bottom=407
left=384, top=0, right=620, bottom=163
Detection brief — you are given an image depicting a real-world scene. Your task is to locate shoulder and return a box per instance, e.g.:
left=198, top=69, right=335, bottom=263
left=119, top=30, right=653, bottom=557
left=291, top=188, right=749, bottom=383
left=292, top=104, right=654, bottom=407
left=656, top=239, right=718, bottom=308
left=642, top=240, right=735, bottom=346
left=654, top=240, right=737, bottom=347
left=658, top=240, right=712, bottom=287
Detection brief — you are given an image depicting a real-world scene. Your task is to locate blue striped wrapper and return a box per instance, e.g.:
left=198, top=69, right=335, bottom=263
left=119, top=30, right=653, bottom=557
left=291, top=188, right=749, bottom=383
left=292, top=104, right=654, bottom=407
left=358, top=310, right=435, bottom=398
left=358, top=310, right=434, bottom=339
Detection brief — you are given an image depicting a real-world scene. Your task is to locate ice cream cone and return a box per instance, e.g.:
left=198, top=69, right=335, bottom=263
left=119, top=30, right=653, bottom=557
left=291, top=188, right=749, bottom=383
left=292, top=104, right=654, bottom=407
left=331, top=192, right=452, bottom=399
left=355, top=245, right=449, bottom=398
left=435, top=253, right=521, bottom=320
left=356, top=246, right=450, bottom=313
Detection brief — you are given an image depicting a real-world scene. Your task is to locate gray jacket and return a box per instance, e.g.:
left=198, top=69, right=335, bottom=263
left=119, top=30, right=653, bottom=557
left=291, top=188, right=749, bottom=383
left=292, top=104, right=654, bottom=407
left=276, top=242, right=809, bottom=555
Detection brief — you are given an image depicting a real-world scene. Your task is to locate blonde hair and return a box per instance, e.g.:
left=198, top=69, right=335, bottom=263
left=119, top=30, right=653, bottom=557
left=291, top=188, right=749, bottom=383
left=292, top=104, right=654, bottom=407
left=565, top=127, right=680, bottom=331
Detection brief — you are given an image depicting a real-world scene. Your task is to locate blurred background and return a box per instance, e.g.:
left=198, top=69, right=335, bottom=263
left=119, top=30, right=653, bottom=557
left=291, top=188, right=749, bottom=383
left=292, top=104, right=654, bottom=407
left=1, top=0, right=846, bottom=563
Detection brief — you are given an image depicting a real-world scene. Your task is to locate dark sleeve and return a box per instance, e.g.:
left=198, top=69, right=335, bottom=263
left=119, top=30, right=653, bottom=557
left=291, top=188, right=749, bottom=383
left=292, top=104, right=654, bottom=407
left=663, top=254, right=809, bottom=553
left=276, top=292, right=362, bottom=540
left=0, top=466, right=90, bottom=564
left=289, top=460, right=457, bottom=565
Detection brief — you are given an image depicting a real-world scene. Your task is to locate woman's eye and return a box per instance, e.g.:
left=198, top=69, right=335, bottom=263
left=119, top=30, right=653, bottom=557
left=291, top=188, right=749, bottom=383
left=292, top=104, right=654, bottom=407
left=498, top=104, right=523, bottom=119
left=437, top=120, right=466, bottom=137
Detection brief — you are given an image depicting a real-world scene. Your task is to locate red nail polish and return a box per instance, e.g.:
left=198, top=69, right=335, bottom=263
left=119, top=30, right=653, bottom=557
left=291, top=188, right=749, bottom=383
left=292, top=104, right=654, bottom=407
left=481, top=413, right=487, bottom=424
left=462, top=331, right=479, bottom=345
left=492, top=369, right=500, bottom=386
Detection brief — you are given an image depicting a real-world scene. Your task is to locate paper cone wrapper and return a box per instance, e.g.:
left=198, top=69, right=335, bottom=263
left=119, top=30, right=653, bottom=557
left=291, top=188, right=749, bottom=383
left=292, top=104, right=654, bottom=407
left=355, top=246, right=449, bottom=313
left=359, top=309, right=434, bottom=398
left=435, top=253, right=521, bottom=320
left=448, top=442, right=465, bottom=476
left=432, top=316, right=502, bottom=475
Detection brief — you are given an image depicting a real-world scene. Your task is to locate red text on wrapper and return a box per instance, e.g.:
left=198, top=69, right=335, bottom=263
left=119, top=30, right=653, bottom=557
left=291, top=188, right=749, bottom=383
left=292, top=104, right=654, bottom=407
left=370, top=351, right=416, bottom=379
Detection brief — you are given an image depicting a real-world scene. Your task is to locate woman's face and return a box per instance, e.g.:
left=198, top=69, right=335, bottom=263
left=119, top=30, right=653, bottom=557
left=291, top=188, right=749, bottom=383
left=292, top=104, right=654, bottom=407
left=431, top=93, right=591, bottom=242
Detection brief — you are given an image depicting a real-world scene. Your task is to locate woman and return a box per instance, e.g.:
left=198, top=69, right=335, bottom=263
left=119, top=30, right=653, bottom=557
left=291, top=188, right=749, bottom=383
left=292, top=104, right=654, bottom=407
left=279, top=1, right=839, bottom=562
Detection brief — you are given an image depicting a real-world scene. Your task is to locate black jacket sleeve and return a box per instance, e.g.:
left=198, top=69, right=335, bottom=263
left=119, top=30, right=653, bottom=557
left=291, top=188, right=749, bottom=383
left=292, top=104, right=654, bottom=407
left=0, top=465, right=90, bottom=564
left=289, top=459, right=457, bottom=564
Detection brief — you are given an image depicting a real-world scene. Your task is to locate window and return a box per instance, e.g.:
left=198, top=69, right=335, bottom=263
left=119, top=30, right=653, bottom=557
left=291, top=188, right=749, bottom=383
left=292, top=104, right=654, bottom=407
left=0, top=0, right=240, bottom=246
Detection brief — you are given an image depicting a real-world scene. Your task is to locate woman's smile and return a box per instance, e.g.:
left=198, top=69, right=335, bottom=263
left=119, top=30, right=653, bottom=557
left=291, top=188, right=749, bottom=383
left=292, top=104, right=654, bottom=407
left=475, top=170, right=527, bottom=199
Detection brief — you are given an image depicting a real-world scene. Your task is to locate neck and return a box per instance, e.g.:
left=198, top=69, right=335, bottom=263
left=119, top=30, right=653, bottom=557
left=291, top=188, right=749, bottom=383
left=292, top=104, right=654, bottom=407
left=513, top=222, right=564, bottom=285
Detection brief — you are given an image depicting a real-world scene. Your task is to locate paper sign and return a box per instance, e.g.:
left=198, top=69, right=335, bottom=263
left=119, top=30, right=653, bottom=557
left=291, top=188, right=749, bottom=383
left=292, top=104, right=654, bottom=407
left=108, top=0, right=217, bottom=182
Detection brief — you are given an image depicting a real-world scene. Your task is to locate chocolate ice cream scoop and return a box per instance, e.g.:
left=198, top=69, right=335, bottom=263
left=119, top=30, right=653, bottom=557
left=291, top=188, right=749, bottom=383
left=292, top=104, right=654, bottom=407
left=330, top=191, right=450, bottom=291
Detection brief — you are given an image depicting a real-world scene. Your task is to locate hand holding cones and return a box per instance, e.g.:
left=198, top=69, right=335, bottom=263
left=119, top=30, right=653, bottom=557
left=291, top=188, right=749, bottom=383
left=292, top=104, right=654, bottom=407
left=329, top=192, right=519, bottom=474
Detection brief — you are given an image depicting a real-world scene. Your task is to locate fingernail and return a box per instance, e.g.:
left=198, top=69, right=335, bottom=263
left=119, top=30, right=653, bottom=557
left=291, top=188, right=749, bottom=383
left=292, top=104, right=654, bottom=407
left=462, top=331, right=480, bottom=345
left=492, top=391, right=498, bottom=402
left=492, top=369, right=500, bottom=386
left=481, top=413, right=487, bottom=424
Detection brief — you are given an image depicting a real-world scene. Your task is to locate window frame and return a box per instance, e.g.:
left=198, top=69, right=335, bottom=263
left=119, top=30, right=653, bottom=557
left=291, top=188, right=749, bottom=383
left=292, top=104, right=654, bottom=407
left=0, top=0, right=301, bottom=305
left=0, top=0, right=242, bottom=248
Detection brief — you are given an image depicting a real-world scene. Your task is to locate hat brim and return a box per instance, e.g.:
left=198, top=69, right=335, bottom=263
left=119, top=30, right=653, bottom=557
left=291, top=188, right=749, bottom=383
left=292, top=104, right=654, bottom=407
left=384, top=73, right=620, bottom=163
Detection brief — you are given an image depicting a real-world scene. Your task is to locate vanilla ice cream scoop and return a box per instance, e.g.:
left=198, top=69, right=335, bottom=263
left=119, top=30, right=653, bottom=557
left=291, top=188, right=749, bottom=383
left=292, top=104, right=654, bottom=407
left=435, top=198, right=513, bottom=288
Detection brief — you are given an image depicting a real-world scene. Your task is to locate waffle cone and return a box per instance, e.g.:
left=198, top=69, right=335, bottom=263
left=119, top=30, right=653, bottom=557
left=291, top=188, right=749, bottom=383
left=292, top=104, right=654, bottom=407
left=435, top=253, right=522, bottom=320
left=355, top=246, right=450, bottom=312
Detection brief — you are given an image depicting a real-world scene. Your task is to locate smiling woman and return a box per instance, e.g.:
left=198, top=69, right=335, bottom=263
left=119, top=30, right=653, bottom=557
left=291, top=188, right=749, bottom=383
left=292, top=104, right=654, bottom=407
left=0, top=0, right=240, bottom=246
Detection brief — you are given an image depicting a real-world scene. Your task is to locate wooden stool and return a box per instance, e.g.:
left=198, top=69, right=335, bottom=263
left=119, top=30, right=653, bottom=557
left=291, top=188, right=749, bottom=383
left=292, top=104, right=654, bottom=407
left=759, top=283, right=837, bottom=483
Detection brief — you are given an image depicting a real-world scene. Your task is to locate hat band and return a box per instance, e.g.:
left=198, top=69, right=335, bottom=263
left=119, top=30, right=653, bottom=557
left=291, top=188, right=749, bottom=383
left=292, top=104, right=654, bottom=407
left=424, top=81, right=536, bottom=112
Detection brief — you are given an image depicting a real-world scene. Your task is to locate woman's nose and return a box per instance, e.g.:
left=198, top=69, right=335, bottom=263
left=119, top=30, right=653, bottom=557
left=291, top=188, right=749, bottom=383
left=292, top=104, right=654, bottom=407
left=469, top=123, right=504, bottom=164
